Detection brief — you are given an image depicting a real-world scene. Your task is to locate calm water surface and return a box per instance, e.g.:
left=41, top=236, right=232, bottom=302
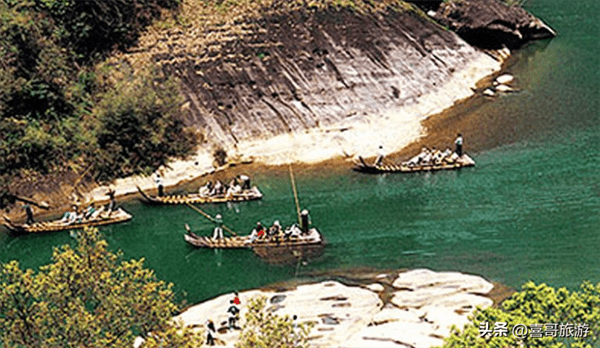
left=1, top=0, right=599, bottom=305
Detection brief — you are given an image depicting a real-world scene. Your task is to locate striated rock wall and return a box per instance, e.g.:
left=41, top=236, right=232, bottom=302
left=154, top=5, right=499, bottom=146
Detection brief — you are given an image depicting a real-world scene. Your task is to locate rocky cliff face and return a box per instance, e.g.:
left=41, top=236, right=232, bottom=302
left=118, top=3, right=500, bottom=149
left=108, top=0, right=553, bottom=161
left=430, top=0, right=556, bottom=49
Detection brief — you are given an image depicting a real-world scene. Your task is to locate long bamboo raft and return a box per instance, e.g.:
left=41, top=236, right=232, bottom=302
left=2, top=208, right=132, bottom=234
left=137, top=186, right=263, bottom=205
left=184, top=226, right=323, bottom=249
left=353, top=154, right=475, bottom=174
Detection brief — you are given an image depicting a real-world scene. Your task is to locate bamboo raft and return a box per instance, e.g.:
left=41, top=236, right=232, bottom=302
left=353, top=154, right=475, bottom=174
left=2, top=208, right=132, bottom=234
left=137, top=186, right=263, bottom=205
left=184, top=226, right=323, bottom=249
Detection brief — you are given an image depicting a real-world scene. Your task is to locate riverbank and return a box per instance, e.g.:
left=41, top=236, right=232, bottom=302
left=172, top=268, right=507, bottom=348
left=1, top=52, right=505, bottom=225
left=81, top=51, right=503, bottom=205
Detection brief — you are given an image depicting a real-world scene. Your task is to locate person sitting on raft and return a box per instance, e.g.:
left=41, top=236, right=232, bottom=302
left=212, top=180, right=225, bottom=196
left=225, top=179, right=242, bottom=199
left=431, top=147, right=443, bottom=165
left=199, top=181, right=213, bottom=197
left=83, top=202, right=99, bottom=220
left=268, top=220, right=282, bottom=241
left=238, top=174, right=251, bottom=190
left=60, top=205, right=80, bottom=225
left=246, top=221, right=266, bottom=244
left=406, top=147, right=430, bottom=167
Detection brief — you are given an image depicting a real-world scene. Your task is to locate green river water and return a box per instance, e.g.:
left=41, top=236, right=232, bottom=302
left=1, top=0, right=599, bottom=306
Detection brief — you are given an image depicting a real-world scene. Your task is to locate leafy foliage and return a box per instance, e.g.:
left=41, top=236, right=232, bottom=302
left=0, top=0, right=197, bottom=207
left=93, top=67, right=197, bottom=181
left=0, top=227, right=202, bottom=348
left=440, top=281, right=600, bottom=348
left=37, top=0, right=181, bottom=60
left=0, top=0, right=85, bottom=176
left=236, top=296, right=314, bottom=348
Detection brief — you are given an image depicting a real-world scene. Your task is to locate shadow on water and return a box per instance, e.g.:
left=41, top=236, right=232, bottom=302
left=252, top=244, right=324, bottom=266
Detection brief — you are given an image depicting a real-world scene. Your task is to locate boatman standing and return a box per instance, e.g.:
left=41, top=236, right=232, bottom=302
left=213, top=214, right=224, bottom=239
left=455, top=133, right=464, bottom=157
left=23, top=204, right=34, bottom=225
left=106, top=188, right=116, bottom=215
left=300, top=209, right=311, bottom=235
left=375, top=145, right=385, bottom=166
left=154, top=174, right=164, bottom=197
left=239, top=174, right=251, bottom=190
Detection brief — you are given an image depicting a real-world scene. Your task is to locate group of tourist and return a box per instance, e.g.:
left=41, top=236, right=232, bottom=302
left=250, top=209, right=311, bottom=243
left=59, top=189, right=116, bottom=225
left=205, top=292, right=241, bottom=346
left=404, top=133, right=465, bottom=167
left=209, top=209, right=312, bottom=243
left=21, top=189, right=117, bottom=226
left=375, top=133, right=465, bottom=168
left=405, top=146, right=457, bottom=167
left=198, top=174, right=251, bottom=198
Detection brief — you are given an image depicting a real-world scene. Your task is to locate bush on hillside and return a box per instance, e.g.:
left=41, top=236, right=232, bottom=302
left=440, top=281, right=600, bottom=348
left=93, top=67, right=197, bottom=182
left=236, top=296, right=314, bottom=348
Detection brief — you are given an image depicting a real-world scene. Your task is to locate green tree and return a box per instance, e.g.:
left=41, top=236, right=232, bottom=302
left=0, top=0, right=192, bottom=208
left=0, top=227, right=203, bottom=347
left=36, top=0, right=181, bottom=61
left=236, top=296, right=314, bottom=348
left=93, top=67, right=197, bottom=182
left=440, top=281, right=600, bottom=348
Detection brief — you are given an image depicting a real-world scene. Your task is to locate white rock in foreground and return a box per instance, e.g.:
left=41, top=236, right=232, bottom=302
left=496, top=84, right=513, bottom=92
left=176, top=269, right=494, bottom=348
left=496, top=74, right=514, bottom=84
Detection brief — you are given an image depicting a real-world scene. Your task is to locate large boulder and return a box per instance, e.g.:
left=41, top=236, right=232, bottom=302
left=432, top=0, right=556, bottom=49
left=176, top=269, right=497, bottom=348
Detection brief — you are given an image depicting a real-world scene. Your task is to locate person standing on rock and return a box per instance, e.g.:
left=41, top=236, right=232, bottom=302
left=205, top=320, right=216, bottom=346
left=227, top=300, right=240, bottom=330
left=212, top=214, right=224, bottom=239
left=455, top=133, right=464, bottom=157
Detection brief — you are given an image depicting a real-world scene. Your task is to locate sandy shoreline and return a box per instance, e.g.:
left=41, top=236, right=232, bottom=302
left=84, top=52, right=503, bottom=204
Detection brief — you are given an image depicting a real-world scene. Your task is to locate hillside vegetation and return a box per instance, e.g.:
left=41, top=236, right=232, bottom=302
left=0, top=0, right=196, bottom=207
left=1, top=0, right=551, bottom=209
left=0, top=0, right=428, bottom=208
